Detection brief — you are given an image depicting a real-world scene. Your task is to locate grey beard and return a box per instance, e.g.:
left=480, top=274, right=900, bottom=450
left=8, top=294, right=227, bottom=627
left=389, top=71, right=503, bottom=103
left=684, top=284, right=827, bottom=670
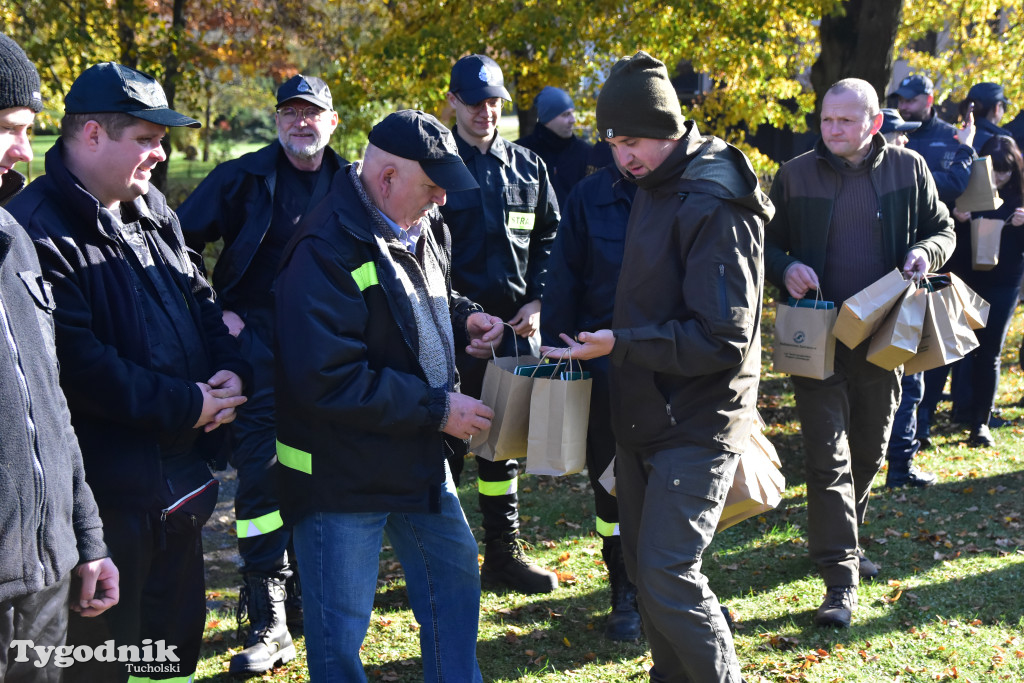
left=284, top=139, right=324, bottom=160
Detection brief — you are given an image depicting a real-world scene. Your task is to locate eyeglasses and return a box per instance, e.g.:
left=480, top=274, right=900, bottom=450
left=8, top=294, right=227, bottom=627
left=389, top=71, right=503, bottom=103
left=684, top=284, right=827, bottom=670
left=453, top=94, right=504, bottom=114
left=277, top=106, right=325, bottom=125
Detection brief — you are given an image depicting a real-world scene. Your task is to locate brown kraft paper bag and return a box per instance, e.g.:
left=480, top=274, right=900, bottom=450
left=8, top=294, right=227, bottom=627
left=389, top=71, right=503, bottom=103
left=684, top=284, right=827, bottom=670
left=525, top=357, right=592, bottom=476
left=773, top=298, right=838, bottom=380
left=947, top=272, right=990, bottom=330
left=866, top=284, right=928, bottom=370
left=970, top=217, right=1004, bottom=271
left=833, top=268, right=912, bottom=349
left=956, top=155, right=1004, bottom=213
left=470, top=353, right=542, bottom=461
left=903, top=279, right=980, bottom=373
left=717, top=413, right=785, bottom=531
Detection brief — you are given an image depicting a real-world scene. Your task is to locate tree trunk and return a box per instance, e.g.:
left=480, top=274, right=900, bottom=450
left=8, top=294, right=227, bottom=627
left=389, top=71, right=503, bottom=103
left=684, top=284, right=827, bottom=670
left=152, top=0, right=188, bottom=194
left=809, top=0, right=905, bottom=132
left=116, top=0, right=138, bottom=68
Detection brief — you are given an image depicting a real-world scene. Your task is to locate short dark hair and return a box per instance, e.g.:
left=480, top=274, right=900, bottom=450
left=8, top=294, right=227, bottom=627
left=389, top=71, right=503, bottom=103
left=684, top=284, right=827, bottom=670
left=61, top=112, right=138, bottom=141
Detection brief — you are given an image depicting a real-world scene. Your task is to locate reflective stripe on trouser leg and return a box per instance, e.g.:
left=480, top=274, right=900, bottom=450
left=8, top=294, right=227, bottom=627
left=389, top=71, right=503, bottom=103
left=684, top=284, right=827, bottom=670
left=477, top=478, right=517, bottom=497
left=478, top=456, right=520, bottom=543
left=596, top=516, right=619, bottom=538
left=236, top=509, right=284, bottom=538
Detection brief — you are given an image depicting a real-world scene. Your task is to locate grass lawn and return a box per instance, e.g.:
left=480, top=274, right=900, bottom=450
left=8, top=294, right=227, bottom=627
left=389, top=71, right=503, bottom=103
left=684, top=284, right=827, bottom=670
left=196, top=291, right=1024, bottom=682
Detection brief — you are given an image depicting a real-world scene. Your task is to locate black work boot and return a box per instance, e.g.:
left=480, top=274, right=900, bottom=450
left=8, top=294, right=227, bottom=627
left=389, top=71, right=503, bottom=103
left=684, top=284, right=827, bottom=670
left=229, top=574, right=296, bottom=675
left=481, top=534, right=558, bottom=594
left=602, top=538, right=642, bottom=641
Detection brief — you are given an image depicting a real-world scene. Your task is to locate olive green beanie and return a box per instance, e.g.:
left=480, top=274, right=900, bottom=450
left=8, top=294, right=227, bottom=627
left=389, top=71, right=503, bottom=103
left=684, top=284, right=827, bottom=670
left=596, top=51, right=685, bottom=140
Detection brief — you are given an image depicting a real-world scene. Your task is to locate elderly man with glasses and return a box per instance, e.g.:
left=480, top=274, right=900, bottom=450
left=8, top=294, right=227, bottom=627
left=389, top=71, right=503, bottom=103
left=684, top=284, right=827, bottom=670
left=177, top=74, right=348, bottom=675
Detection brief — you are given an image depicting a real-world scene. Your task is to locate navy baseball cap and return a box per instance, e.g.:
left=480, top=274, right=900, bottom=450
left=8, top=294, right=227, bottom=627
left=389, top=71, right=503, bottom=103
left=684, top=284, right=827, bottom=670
left=64, top=62, right=200, bottom=128
left=449, top=54, right=511, bottom=105
left=368, top=110, right=479, bottom=192
left=968, top=82, right=1010, bottom=107
left=276, top=75, right=333, bottom=110
left=891, top=74, right=933, bottom=99
left=880, top=108, right=921, bottom=134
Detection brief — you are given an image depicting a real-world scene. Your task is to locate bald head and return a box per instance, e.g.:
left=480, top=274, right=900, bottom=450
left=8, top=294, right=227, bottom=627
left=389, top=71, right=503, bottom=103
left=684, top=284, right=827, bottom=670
left=359, top=143, right=447, bottom=229
left=826, top=78, right=880, bottom=118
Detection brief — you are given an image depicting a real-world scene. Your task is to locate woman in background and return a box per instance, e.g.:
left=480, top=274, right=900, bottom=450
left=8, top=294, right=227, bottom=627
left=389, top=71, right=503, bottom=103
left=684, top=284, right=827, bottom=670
left=950, top=135, right=1024, bottom=446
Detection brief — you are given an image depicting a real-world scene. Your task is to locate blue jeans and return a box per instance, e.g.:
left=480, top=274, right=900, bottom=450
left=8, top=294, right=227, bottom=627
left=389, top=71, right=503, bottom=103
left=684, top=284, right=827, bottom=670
left=887, top=372, right=922, bottom=468
left=293, top=464, right=483, bottom=683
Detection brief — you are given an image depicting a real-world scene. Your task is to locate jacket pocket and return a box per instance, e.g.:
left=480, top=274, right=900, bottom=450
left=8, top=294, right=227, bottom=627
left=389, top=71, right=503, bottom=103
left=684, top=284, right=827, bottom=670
left=18, top=271, right=57, bottom=351
left=711, top=258, right=755, bottom=333
left=504, top=183, right=540, bottom=244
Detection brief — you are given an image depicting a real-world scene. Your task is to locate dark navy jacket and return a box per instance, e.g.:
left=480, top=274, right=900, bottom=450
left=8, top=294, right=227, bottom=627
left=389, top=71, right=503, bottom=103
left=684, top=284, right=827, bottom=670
left=516, top=123, right=592, bottom=212
left=904, top=109, right=975, bottom=207
left=440, top=131, right=559, bottom=321
left=177, top=140, right=347, bottom=312
left=274, top=167, right=480, bottom=521
left=973, top=117, right=1012, bottom=155
left=7, top=142, right=250, bottom=511
left=541, top=164, right=636, bottom=344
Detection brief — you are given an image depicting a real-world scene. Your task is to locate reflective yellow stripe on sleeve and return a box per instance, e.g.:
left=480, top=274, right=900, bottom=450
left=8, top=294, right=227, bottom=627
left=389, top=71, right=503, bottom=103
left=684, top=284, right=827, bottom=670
left=236, top=510, right=284, bottom=538
left=351, top=261, right=378, bottom=291
left=277, top=440, right=312, bottom=475
left=478, top=477, right=517, bottom=497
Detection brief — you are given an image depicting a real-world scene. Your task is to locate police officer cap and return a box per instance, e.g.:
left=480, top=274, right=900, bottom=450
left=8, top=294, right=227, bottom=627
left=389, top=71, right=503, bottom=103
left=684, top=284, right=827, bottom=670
left=967, top=82, right=1010, bottom=108
left=449, top=54, right=511, bottom=106
left=891, top=74, right=933, bottom=99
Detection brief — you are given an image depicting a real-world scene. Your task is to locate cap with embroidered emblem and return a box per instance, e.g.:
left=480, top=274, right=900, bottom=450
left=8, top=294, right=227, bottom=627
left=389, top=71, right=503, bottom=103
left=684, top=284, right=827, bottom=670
left=276, top=75, right=333, bottom=111
left=65, top=62, right=200, bottom=128
left=449, top=54, right=511, bottom=105
left=368, top=109, right=478, bottom=192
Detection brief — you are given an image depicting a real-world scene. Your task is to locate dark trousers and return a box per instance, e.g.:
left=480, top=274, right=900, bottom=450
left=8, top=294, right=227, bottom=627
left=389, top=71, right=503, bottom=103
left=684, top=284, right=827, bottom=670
left=959, top=282, right=1019, bottom=427
left=451, top=332, right=537, bottom=543
left=0, top=574, right=71, bottom=683
left=232, top=319, right=291, bottom=577
left=616, top=444, right=740, bottom=683
left=585, top=359, right=619, bottom=536
left=63, top=506, right=206, bottom=683
left=791, top=342, right=901, bottom=587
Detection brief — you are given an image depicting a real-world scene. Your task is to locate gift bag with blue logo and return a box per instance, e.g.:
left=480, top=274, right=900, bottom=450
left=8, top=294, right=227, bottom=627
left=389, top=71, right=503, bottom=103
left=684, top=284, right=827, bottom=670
left=772, top=295, right=837, bottom=380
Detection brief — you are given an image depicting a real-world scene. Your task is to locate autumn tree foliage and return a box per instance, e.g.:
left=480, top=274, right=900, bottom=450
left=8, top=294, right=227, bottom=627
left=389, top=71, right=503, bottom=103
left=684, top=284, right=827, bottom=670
left=3, top=0, right=1024, bottom=175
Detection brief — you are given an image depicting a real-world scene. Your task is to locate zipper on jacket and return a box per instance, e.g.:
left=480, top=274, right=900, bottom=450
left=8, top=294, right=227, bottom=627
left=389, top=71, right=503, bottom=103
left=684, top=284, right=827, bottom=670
left=665, top=403, right=677, bottom=427
left=0, top=296, right=47, bottom=567
left=717, top=264, right=728, bottom=318
left=160, top=479, right=217, bottom=520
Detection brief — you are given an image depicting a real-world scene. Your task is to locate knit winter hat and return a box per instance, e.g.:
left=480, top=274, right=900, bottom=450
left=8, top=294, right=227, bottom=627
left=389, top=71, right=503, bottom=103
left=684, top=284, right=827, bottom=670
left=535, top=86, right=574, bottom=124
left=596, top=51, right=684, bottom=140
left=0, top=34, right=43, bottom=113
